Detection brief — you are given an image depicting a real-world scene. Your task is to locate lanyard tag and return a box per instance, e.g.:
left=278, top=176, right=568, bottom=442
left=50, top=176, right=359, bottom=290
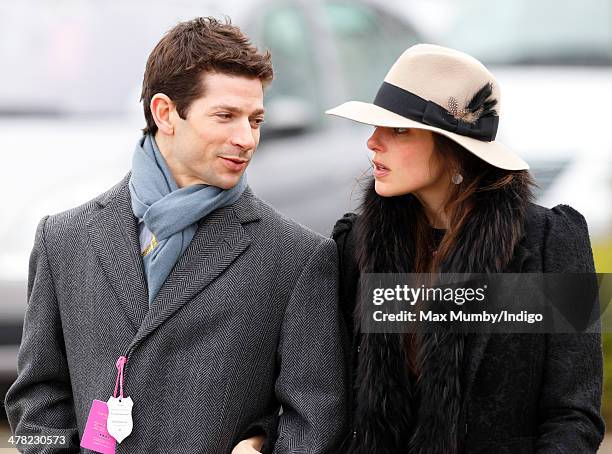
left=106, top=396, right=134, bottom=443
left=105, top=355, right=134, bottom=444
left=80, top=399, right=116, bottom=454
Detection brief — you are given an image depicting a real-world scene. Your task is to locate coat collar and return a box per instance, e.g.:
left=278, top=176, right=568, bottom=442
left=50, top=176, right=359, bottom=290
left=87, top=173, right=260, bottom=342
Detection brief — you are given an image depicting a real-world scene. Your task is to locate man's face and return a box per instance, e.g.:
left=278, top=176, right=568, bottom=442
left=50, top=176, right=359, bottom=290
left=162, top=72, right=265, bottom=189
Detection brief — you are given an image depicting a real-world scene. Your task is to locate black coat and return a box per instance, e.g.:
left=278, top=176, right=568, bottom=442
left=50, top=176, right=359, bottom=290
left=332, top=184, right=604, bottom=453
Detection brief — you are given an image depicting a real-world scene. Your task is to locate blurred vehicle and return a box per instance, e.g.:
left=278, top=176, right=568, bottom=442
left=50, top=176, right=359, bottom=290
left=0, top=0, right=421, bottom=384
left=429, top=0, right=612, bottom=237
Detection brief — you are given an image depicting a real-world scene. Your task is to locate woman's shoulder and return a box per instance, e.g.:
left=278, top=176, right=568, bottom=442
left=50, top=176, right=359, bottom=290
left=525, top=202, right=590, bottom=240
left=525, top=202, right=594, bottom=272
left=525, top=202, right=588, bottom=235
left=331, top=212, right=359, bottom=242
left=332, top=212, right=359, bottom=267
left=331, top=212, right=361, bottom=283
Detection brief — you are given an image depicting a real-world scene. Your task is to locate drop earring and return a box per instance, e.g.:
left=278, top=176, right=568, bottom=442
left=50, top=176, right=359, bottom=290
left=452, top=173, right=463, bottom=185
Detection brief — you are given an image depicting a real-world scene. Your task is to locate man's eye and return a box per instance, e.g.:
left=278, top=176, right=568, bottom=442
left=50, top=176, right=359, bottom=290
left=216, top=113, right=232, bottom=119
left=251, top=118, right=265, bottom=128
left=393, top=127, right=409, bottom=134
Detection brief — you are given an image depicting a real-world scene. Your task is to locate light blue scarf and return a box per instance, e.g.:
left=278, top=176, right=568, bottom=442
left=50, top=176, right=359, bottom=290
left=128, top=134, right=247, bottom=304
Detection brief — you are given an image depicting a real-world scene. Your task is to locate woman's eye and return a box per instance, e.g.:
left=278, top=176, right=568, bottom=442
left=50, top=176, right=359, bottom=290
left=393, top=127, right=409, bottom=134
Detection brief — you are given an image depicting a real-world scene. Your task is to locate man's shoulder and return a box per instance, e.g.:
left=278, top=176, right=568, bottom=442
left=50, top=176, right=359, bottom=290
left=242, top=189, right=331, bottom=249
left=44, top=174, right=130, bottom=237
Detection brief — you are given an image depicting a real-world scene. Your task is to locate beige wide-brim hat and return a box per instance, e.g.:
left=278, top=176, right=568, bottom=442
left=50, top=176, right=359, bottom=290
left=326, top=44, right=529, bottom=170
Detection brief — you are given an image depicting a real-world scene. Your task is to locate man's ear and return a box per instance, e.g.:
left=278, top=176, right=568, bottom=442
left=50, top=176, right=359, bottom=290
left=150, top=93, right=175, bottom=135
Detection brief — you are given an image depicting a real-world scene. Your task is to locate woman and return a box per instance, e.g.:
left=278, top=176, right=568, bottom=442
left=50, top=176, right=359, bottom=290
left=326, top=44, right=604, bottom=453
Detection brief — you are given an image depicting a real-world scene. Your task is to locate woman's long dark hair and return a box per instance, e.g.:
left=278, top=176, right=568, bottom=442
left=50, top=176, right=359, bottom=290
left=411, top=133, right=536, bottom=273
left=400, top=132, right=535, bottom=377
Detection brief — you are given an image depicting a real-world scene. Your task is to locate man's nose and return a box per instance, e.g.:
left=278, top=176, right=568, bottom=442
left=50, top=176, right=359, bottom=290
left=230, top=120, right=256, bottom=150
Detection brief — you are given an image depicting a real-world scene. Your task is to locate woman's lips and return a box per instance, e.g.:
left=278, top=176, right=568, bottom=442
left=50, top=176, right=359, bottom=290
left=219, top=156, right=248, bottom=172
left=373, top=160, right=390, bottom=178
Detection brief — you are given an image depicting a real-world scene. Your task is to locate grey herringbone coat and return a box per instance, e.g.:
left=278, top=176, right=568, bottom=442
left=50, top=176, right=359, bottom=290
left=5, top=175, right=347, bottom=453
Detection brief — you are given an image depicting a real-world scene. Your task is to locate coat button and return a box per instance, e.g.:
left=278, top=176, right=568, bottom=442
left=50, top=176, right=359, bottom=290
left=353, top=430, right=357, bottom=439
left=356, top=345, right=360, bottom=353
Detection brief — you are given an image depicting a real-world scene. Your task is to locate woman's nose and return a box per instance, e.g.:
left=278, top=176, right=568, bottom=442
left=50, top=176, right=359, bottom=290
left=367, top=127, right=384, bottom=152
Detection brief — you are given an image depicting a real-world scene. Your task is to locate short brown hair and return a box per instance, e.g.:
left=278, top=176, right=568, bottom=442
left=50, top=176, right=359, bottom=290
left=140, top=17, right=273, bottom=135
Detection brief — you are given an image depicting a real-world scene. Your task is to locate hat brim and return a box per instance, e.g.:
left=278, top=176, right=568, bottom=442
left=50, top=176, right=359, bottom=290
left=325, top=101, right=529, bottom=171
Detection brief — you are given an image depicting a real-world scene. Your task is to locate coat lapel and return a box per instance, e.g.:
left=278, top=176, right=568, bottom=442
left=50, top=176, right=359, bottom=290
left=87, top=175, right=149, bottom=333
left=461, top=239, right=532, bottom=404
left=129, top=188, right=260, bottom=347
left=461, top=333, right=490, bottom=402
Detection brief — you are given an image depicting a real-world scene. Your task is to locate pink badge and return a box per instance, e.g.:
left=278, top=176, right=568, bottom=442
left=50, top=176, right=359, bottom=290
left=80, top=399, right=117, bottom=454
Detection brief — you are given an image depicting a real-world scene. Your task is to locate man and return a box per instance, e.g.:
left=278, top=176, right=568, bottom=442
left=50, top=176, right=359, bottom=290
left=5, top=17, right=346, bottom=454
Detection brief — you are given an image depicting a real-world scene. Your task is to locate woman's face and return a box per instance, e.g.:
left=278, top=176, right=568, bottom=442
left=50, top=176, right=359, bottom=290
left=367, top=127, right=448, bottom=198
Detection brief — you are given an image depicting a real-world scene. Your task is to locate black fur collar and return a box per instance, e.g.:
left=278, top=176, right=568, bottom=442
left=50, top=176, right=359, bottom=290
left=350, top=177, right=531, bottom=454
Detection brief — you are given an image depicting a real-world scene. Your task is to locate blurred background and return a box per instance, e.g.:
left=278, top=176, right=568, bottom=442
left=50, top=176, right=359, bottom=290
left=0, top=0, right=610, bottom=451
